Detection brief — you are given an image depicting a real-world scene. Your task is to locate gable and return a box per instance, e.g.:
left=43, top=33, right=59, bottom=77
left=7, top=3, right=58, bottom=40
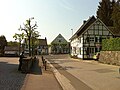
left=51, top=34, right=68, bottom=44
left=70, top=16, right=96, bottom=40
left=77, top=16, right=96, bottom=36
left=83, top=19, right=114, bottom=36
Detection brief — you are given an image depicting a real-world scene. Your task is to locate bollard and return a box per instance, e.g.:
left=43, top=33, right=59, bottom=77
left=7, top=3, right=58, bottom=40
left=41, top=56, right=47, bottom=70
left=41, top=56, right=44, bottom=61
left=44, top=61, right=47, bottom=70
left=119, top=68, right=120, bottom=74
left=42, top=57, right=45, bottom=64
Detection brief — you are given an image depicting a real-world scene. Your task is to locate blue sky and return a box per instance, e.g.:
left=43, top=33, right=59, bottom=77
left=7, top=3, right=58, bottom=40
left=0, top=0, right=100, bottom=44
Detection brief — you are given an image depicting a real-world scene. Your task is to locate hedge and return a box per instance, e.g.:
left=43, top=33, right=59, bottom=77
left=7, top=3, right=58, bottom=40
left=102, top=38, right=120, bottom=51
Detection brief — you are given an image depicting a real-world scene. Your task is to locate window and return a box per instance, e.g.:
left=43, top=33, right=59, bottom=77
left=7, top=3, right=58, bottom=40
left=79, top=37, right=81, bottom=43
left=89, top=37, right=95, bottom=42
left=95, top=37, right=101, bottom=43
left=79, top=48, right=81, bottom=55
left=86, top=37, right=95, bottom=42
left=89, top=47, right=95, bottom=54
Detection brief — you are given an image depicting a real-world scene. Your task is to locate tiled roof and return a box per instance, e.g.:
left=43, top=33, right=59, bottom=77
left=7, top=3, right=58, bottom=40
left=69, top=16, right=96, bottom=40
left=69, top=15, right=120, bottom=40
left=51, top=34, right=68, bottom=44
left=38, top=38, right=47, bottom=46
left=4, top=46, right=19, bottom=51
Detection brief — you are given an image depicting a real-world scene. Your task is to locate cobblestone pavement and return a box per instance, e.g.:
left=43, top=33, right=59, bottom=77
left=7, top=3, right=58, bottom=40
left=0, top=57, right=27, bottom=90
left=0, top=56, right=62, bottom=90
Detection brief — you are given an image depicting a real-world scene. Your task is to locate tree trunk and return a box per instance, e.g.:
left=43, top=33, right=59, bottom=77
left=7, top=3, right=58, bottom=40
left=28, top=36, right=31, bottom=56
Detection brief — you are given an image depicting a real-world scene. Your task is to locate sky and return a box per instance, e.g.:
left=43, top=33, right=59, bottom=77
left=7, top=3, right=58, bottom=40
left=0, top=0, right=100, bottom=44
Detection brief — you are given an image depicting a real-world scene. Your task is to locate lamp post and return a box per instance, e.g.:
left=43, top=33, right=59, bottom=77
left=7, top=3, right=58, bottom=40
left=71, top=29, right=73, bottom=36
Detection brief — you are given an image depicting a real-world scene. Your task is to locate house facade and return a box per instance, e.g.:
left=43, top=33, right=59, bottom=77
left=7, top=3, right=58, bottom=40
left=37, top=38, right=48, bottom=55
left=23, top=37, right=48, bottom=55
left=70, top=16, right=115, bottom=59
left=4, top=46, right=19, bottom=56
left=51, top=34, right=70, bottom=54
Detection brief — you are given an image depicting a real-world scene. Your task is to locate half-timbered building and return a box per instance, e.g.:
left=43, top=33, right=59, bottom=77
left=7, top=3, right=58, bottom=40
left=70, top=16, right=116, bottom=59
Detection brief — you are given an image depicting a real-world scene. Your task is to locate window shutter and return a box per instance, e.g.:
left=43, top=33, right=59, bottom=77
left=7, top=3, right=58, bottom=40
left=95, top=47, right=97, bottom=52
left=86, top=37, right=89, bottom=42
left=95, top=37, right=97, bottom=42
left=99, top=37, right=102, bottom=42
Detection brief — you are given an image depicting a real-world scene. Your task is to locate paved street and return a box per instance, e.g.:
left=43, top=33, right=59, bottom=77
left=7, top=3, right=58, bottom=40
left=0, top=57, right=26, bottom=90
left=1, top=55, right=120, bottom=90
left=0, top=57, right=62, bottom=90
left=45, top=54, right=120, bottom=90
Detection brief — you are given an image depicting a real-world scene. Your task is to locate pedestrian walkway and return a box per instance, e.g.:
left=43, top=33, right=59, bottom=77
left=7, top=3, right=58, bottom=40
left=0, top=57, right=62, bottom=90
left=21, top=56, right=62, bottom=90
left=0, top=57, right=26, bottom=90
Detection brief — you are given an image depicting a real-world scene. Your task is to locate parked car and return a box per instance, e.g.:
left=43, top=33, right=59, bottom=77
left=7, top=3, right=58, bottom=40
left=4, top=51, right=19, bottom=57
left=93, top=52, right=100, bottom=60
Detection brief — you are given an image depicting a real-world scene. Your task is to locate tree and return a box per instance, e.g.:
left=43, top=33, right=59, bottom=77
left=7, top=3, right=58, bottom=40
left=97, top=0, right=115, bottom=26
left=31, top=31, right=40, bottom=56
left=111, top=0, right=120, bottom=33
left=19, top=17, right=38, bottom=56
left=13, top=33, right=25, bottom=55
left=0, top=35, right=7, bottom=56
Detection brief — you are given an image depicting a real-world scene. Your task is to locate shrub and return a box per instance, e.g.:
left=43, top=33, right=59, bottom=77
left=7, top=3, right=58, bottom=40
left=102, top=38, right=120, bottom=51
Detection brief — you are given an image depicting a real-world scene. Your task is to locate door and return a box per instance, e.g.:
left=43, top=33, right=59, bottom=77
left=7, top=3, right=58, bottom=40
left=89, top=47, right=95, bottom=58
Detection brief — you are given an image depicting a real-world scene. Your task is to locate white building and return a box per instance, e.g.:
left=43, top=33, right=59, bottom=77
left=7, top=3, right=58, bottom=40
left=70, top=16, right=116, bottom=59
left=51, top=34, right=70, bottom=54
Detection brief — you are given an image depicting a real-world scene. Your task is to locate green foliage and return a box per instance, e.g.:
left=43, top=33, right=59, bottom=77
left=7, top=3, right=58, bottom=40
left=0, top=35, right=7, bottom=47
left=0, top=35, right=7, bottom=56
left=13, top=33, right=25, bottom=42
left=111, top=0, right=120, bottom=32
left=102, top=38, right=120, bottom=51
left=97, top=0, right=115, bottom=26
left=19, top=17, right=40, bottom=56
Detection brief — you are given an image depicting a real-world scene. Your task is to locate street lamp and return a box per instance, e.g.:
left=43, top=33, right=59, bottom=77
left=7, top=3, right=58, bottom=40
left=71, top=29, right=73, bottom=36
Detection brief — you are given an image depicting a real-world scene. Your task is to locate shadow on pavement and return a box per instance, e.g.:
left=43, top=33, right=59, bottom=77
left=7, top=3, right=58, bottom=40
left=0, top=61, right=26, bottom=90
left=30, top=59, right=42, bottom=75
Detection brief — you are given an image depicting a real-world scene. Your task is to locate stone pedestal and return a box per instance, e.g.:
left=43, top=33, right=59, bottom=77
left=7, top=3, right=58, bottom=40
left=21, top=57, right=33, bottom=73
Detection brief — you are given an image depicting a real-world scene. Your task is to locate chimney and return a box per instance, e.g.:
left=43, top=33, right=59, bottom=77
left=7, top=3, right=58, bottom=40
left=83, top=20, right=87, bottom=24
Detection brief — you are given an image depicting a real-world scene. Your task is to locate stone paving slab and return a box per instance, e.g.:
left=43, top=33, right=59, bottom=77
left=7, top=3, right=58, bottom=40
left=0, top=57, right=26, bottom=90
left=0, top=56, right=62, bottom=90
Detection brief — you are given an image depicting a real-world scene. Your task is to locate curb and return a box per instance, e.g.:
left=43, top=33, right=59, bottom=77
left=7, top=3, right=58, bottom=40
left=21, top=74, right=30, bottom=90
left=46, top=60, right=75, bottom=90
